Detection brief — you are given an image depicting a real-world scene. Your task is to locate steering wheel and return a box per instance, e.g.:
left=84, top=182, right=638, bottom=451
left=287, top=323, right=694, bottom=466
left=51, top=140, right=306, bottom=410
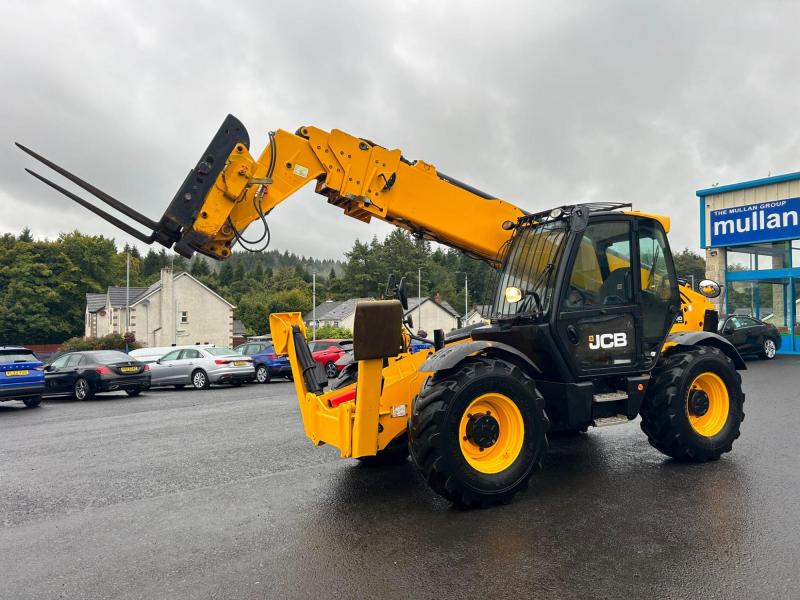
left=565, top=285, right=587, bottom=308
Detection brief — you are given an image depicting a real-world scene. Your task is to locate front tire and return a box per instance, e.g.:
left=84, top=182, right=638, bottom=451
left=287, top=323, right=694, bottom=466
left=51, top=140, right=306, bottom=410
left=640, top=346, right=744, bottom=462
left=760, top=338, right=777, bottom=360
left=191, top=369, right=210, bottom=390
left=255, top=365, right=271, bottom=384
left=408, top=357, right=549, bottom=508
left=74, top=377, right=93, bottom=401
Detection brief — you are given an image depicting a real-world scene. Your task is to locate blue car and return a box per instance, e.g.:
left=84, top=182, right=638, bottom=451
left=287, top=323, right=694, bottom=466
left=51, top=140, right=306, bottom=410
left=234, top=341, right=292, bottom=383
left=0, top=346, right=46, bottom=408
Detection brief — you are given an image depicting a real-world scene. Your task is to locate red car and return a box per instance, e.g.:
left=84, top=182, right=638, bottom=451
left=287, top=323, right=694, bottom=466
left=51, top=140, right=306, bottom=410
left=308, top=339, right=351, bottom=378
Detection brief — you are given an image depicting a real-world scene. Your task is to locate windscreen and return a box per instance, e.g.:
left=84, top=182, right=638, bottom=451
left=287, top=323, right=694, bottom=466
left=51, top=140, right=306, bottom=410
left=0, top=349, right=38, bottom=364
left=490, top=219, right=569, bottom=319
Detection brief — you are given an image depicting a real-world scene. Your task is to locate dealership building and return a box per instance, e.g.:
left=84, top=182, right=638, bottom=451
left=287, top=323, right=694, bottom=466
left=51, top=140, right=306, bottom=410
left=698, top=171, right=800, bottom=354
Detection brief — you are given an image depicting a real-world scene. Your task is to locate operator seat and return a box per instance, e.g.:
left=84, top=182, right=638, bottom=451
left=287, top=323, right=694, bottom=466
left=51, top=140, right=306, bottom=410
left=598, top=267, right=631, bottom=305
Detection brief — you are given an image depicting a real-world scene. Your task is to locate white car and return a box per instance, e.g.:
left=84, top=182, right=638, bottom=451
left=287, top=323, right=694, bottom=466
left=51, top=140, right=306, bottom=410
left=148, top=347, right=254, bottom=389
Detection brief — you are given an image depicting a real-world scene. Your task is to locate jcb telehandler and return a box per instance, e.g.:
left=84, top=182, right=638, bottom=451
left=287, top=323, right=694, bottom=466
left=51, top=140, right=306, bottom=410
left=18, top=115, right=745, bottom=507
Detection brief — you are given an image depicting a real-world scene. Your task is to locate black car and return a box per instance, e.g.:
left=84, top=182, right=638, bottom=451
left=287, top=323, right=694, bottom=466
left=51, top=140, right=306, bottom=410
left=44, top=350, right=151, bottom=400
left=718, top=315, right=781, bottom=359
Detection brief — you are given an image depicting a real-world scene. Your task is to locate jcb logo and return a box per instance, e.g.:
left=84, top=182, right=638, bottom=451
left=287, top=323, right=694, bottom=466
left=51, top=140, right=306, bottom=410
left=588, top=333, right=627, bottom=350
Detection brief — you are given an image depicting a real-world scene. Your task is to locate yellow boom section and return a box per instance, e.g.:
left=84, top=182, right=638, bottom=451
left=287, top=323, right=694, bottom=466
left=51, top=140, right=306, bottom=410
left=193, top=126, right=524, bottom=262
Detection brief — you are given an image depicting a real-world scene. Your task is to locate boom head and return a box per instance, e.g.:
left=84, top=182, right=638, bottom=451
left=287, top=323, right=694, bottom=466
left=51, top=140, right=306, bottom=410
left=17, top=114, right=251, bottom=258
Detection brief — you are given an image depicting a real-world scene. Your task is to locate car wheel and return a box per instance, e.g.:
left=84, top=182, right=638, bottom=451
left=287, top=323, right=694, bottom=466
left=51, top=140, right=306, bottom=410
left=255, top=365, right=271, bottom=384
left=74, top=378, right=93, bottom=401
left=325, top=361, right=338, bottom=378
left=126, top=388, right=142, bottom=397
left=191, top=369, right=210, bottom=390
left=23, top=395, right=42, bottom=408
left=760, top=338, right=777, bottom=360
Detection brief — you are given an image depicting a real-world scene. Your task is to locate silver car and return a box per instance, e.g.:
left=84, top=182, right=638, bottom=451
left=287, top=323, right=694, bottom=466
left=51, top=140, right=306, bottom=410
left=148, top=347, right=254, bottom=389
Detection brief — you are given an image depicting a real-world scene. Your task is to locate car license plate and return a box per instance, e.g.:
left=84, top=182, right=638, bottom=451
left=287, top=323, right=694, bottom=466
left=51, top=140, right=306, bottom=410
left=5, top=370, right=29, bottom=376
left=120, top=366, right=139, bottom=373
left=234, top=361, right=248, bottom=366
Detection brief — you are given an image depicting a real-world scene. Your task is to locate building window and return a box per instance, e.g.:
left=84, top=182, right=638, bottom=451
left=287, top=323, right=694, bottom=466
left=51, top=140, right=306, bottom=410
left=180, top=311, right=189, bottom=324
left=725, top=241, right=790, bottom=272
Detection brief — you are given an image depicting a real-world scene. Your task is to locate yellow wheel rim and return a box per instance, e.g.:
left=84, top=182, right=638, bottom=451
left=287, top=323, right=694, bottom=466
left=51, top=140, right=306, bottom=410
left=458, top=393, right=525, bottom=474
left=686, top=372, right=730, bottom=437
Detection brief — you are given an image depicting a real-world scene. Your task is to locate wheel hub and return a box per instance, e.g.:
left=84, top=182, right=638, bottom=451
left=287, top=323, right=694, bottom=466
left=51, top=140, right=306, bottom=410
left=465, top=412, right=500, bottom=449
left=688, top=389, right=710, bottom=417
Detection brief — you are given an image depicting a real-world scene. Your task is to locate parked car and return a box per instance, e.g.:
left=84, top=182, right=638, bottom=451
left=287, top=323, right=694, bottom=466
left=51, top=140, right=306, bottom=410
left=148, top=347, right=254, bottom=389
left=309, top=339, right=352, bottom=378
left=0, top=346, right=45, bottom=408
left=718, top=314, right=781, bottom=359
left=44, top=350, right=150, bottom=400
left=129, top=344, right=215, bottom=364
left=233, top=341, right=292, bottom=383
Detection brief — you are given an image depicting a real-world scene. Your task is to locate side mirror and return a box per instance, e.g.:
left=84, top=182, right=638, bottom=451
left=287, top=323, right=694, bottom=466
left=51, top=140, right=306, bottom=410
left=396, top=276, right=409, bottom=310
left=155, top=358, right=162, bottom=364
left=44, top=364, right=54, bottom=372
left=698, top=279, right=721, bottom=298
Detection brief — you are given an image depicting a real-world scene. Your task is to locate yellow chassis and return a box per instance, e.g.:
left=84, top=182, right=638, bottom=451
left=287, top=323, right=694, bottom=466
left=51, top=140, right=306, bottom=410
left=270, top=282, right=714, bottom=459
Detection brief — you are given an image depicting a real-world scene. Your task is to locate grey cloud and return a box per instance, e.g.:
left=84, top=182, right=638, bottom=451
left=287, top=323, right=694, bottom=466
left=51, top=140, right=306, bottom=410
left=1, top=0, right=798, bottom=257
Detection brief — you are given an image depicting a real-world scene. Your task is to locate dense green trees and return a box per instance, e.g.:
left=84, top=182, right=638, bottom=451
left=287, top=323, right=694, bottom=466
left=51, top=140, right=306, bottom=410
left=0, top=227, right=498, bottom=343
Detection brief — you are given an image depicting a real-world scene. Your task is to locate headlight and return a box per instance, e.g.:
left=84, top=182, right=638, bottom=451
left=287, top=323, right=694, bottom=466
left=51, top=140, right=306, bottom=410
left=505, top=286, right=523, bottom=303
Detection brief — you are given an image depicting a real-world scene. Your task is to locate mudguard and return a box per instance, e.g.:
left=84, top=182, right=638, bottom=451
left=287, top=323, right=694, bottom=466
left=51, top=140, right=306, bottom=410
left=420, top=340, right=542, bottom=376
left=665, top=330, right=747, bottom=370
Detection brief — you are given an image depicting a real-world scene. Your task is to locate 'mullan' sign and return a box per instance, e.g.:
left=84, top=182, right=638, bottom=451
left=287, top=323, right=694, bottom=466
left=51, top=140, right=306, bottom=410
left=710, top=197, right=800, bottom=246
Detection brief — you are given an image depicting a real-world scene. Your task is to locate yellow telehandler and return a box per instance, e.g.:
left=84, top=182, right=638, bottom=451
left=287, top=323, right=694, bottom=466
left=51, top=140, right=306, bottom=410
left=18, top=115, right=745, bottom=507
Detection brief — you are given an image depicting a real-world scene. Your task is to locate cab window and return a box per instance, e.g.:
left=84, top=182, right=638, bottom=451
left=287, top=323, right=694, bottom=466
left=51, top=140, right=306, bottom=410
left=565, top=221, right=633, bottom=309
left=638, top=220, right=678, bottom=341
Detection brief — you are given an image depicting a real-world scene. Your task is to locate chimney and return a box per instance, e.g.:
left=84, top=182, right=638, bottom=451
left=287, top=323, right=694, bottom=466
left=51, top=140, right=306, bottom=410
left=434, top=292, right=442, bottom=304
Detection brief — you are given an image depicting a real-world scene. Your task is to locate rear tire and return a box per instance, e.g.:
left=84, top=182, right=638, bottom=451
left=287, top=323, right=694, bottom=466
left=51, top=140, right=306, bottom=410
left=408, top=357, right=549, bottom=508
left=640, top=346, right=744, bottom=462
left=191, top=369, right=210, bottom=390
left=74, top=378, right=93, bottom=401
left=357, top=434, right=410, bottom=467
left=760, top=338, right=777, bottom=360
left=255, top=365, right=271, bottom=384
left=23, top=395, right=42, bottom=408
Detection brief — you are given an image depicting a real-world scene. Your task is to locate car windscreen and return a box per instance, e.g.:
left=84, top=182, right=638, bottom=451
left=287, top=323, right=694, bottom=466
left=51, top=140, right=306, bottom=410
left=88, top=351, right=132, bottom=363
left=205, top=347, right=236, bottom=356
left=0, top=349, right=39, bottom=364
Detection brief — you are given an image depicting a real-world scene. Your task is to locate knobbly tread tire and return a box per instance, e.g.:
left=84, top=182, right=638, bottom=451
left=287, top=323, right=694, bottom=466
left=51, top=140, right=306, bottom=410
left=408, top=356, right=549, bottom=508
left=640, top=346, right=745, bottom=462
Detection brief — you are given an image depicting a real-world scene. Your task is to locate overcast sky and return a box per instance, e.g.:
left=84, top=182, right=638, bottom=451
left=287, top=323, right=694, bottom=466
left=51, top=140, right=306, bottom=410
left=2, top=1, right=799, bottom=260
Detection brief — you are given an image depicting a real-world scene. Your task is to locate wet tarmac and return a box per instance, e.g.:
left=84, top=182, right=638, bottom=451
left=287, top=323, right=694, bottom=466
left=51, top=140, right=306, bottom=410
left=1, top=356, right=798, bottom=599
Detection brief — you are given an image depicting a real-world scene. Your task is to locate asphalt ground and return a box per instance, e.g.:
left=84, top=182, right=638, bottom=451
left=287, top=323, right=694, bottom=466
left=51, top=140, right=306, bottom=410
left=1, top=356, right=799, bottom=600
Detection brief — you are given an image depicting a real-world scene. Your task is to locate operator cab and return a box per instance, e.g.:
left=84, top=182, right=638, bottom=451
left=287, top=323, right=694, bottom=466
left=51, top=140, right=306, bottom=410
left=477, top=203, right=680, bottom=382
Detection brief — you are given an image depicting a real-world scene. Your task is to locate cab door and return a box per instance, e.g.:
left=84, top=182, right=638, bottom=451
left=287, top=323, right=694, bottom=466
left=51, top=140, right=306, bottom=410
left=555, top=218, right=642, bottom=377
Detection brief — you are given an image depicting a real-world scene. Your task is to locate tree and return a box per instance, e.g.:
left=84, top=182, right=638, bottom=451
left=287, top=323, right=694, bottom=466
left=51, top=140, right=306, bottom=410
left=190, top=258, right=211, bottom=277
left=18, top=227, right=33, bottom=242
left=673, top=249, right=706, bottom=288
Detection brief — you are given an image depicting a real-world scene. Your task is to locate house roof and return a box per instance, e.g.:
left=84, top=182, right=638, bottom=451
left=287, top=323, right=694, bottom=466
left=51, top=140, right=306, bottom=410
left=131, top=271, right=235, bottom=308
left=107, top=286, right=149, bottom=307
left=406, top=296, right=461, bottom=318
left=86, top=293, right=107, bottom=313
left=304, top=298, right=372, bottom=322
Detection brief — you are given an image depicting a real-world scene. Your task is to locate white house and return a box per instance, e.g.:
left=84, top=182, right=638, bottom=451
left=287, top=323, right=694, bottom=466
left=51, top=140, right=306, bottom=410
left=464, top=304, right=492, bottom=326
left=85, top=268, right=235, bottom=348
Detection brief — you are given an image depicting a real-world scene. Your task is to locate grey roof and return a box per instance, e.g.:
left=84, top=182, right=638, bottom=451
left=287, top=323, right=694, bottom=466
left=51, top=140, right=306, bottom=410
left=406, top=297, right=461, bottom=318
left=304, top=298, right=372, bottom=322
left=107, top=286, right=149, bottom=307
left=86, top=293, right=106, bottom=312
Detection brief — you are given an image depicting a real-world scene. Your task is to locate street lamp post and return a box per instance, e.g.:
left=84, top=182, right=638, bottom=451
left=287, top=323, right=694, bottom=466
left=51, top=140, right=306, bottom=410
left=418, top=268, right=423, bottom=332
left=455, top=271, right=468, bottom=325
left=312, top=272, right=317, bottom=341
